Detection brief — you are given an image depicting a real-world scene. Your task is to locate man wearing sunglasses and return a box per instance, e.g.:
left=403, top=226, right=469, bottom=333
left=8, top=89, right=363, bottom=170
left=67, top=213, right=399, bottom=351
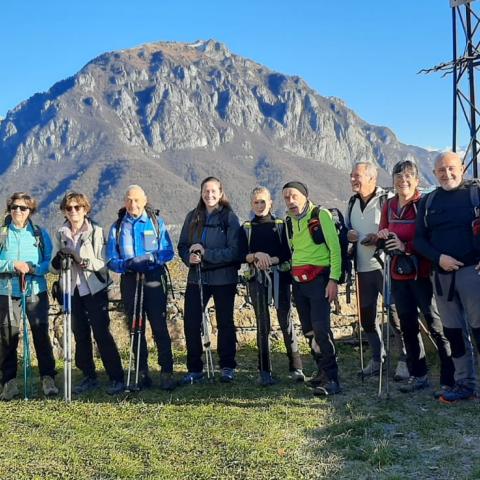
left=0, top=192, right=58, bottom=400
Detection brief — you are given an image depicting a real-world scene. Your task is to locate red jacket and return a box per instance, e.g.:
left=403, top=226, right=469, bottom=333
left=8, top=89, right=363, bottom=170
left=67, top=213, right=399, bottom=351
left=379, top=192, right=431, bottom=279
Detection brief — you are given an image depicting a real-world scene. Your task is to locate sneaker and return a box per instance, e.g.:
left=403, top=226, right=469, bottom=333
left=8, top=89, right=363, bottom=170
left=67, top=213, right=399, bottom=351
left=220, top=367, right=235, bottom=383
left=0, top=379, right=19, bottom=401
left=307, top=370, right=328, bottom=388
left=180, top=371, right=205, bottom=385
left=439, top=384, right=475, bottom=404
left=106, top=380, right=125, bottom=395
left=312, top=379, right=341, bottom=396
left=73, top=377, right=99, bottom=395
left=42, top=375, right=59, bottom=397
left=399, top=375, right=429, bottom=393
left=359, top=359, right=381, bottom=377
left=258, top=371, right=276, bottom=387
left=291, top=369, right=305, bottom=383
left=159, top=373, right=177, bottom=391
left=433, top=385, right=453, bottom=400
left=394, top=361, right=410, bottom=382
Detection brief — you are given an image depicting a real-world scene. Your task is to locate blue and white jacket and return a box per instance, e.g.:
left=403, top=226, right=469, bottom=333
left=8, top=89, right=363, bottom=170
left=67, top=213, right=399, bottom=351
left=0, top=222, right=52, bottom=297
left=106, top=210, right=174, bottom=274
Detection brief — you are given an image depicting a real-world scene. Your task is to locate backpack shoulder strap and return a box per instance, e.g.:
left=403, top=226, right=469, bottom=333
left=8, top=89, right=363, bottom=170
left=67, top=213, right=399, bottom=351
left=146, top=207, right=161, bottom=238
left=470, top=181, right=480, bottom=214
left=243, top=221, right=252, bottom=248
left=29, top=221, right=45, bottom=261
left=423, top=189, right=438, bottom=228
left=274, top=218, right=284, bottom=244
left=346, top=195, right=357, bottom=227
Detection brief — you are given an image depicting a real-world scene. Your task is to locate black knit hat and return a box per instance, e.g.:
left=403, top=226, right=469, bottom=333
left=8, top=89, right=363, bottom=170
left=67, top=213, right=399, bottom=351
left=282, top=181, right=309, bottom=198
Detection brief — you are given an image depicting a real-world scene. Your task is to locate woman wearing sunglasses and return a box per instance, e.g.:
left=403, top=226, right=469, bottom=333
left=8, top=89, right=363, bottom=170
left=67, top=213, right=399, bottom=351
left=51, top=192, right=124, bottom=395
left=0, top=192, right=58, bottom=400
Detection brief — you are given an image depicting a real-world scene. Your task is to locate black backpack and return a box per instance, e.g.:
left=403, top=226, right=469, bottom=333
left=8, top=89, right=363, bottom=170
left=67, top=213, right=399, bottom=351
left=285, top=206, right=352, bottom=284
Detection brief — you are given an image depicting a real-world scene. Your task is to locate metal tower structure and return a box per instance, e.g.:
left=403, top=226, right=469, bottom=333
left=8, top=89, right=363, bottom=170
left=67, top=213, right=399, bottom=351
left=421, top=0, right=480, bottom=177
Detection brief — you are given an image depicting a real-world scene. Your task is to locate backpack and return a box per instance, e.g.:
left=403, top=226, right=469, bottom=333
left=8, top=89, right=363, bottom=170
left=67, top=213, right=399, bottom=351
left=285, top=206, right=352, bottom=284
left=345, top=190, right=389, bottom=229
left=243, top=218, right=284, bottom=248
left=0, top=215, right=45, bottom=260
left=115, top=206, right=175, bottom=298
left=423, top=180, right=480, bottom=228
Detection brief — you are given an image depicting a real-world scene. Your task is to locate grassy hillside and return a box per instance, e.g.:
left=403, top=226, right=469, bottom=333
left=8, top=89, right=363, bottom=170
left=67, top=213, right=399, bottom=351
left=0, top=341, right=478, bottom=480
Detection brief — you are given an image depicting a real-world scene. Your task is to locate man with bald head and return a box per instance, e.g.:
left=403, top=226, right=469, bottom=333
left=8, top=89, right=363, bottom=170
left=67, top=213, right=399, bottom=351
left=107, top=185, right=175, bottom=391
left=415, top=151, right=480, bottom=403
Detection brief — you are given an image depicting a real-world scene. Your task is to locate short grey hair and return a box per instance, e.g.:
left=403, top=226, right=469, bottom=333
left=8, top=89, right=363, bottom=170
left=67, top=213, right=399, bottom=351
left=351, top=161, right=378, bottom=179
left=124, top=184, right=146, bottom=199
left=434, top=151, right=462, bottom=169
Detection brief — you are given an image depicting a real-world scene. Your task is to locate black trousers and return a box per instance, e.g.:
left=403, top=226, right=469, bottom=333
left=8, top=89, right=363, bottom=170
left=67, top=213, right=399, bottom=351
left=120, top=269, right=173, bottom=374
left=183, top=282, right=237, bottom=373
left=0, top=292, right=56, bottom=384
left=391, top=277, right=455, bottom=386
left=292, top=275, right=338, bottom=382
left=71, top=288, right=124, bottom=382
left=248, top=272, right=302, bottom=373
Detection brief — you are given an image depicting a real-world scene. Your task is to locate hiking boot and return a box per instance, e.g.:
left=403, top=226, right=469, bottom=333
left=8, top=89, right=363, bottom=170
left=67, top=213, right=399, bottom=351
left=0, top=379, right=19, bottom=401
left=180, top=371, right=204, bottom=385
left=307, top=370, right=328, bottom=388
left=220, top=367, right=235, bottom=383
left=433, top=385, right=453, bottom=400
left=138, top=372, right=153, bottom=389
left=291, top=369, right=305, bottom=383
left=159, top=373, right=177, bottom=391
left=359, top=359, right=381, bottom=377
left=312, top=379, right=341, bottom=396
left=439, top=384, right=475, bottom=404
left=399, top=375, right=429, bottom=393
left=73, top=377, right=99, bottom=395
left=258, top=371, right=276, bottom=387
left=42, top=375, right=59, bottom=397
left=106, top=380, right=125, bottom=395
left=394, top=361, right=409, bottom=382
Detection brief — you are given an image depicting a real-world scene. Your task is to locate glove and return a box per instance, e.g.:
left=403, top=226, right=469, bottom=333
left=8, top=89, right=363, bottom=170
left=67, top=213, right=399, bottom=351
left=60, top=247, right=83, bottom=264
left=51, top=252, right=62, bottom=270
left=125, top=253, right=155, bottom=273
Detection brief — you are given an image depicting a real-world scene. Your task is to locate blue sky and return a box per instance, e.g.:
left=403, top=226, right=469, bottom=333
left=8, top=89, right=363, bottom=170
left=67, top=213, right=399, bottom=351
left=0, top=1, right=459, bottom=149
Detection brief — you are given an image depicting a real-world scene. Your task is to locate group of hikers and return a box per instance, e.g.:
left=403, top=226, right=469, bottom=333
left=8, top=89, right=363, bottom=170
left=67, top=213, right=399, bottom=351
left=0, top=150, right=479, bottom=404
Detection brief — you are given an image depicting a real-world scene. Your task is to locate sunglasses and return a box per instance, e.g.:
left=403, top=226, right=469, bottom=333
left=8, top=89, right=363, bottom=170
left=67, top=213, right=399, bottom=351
left=65, top=205, right=84, bottom=212
left=9, top=204, right=30, bottom=212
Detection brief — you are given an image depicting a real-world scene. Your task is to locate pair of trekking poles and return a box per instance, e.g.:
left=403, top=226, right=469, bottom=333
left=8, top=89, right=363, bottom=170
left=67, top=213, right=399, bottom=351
left=355, top=255, right=393, bottom=398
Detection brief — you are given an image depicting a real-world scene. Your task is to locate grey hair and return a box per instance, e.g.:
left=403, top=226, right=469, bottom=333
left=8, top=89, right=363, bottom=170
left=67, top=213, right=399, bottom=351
left=351, top=161, right=378, bottom=179
left=434, top=151, right=461, bottom=168
left=124, top=184, right=146, bottom=199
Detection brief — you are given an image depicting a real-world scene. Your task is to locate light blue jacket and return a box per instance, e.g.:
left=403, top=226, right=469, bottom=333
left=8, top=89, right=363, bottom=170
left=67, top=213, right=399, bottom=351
left=0, top=221, right=52, bottom=297
left=106, top=210, right=174, bottom=274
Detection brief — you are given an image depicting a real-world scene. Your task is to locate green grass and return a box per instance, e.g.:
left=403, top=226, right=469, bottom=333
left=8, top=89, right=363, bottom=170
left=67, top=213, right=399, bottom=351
left=1, top=342, right=479, bottom=479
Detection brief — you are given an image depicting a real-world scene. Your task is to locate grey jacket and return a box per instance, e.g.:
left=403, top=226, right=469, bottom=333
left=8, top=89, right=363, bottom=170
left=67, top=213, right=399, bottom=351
left=178, top=206, right=241, bottom=285
left=50, top=219, right=110, bottom=296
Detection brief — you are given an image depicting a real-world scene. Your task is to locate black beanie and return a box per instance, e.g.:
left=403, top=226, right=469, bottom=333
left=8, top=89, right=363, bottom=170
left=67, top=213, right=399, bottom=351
left=282, top=181, right=309, bottom=198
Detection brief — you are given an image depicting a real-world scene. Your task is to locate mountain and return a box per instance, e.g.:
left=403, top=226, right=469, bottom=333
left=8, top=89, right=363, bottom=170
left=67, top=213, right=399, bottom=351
left=0, top=39, right=437, bottom=233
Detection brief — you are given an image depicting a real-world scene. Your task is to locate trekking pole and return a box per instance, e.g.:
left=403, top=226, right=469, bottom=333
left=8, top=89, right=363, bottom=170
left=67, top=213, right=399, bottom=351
left=418, top=317, right=439, bottom=351
left=20, top=274, right=32, bottom=400
left=126, top=273, right=141, bottom=392
left=133, top=273, right=145, bottom=390
left=125, top=273, right=143, bottom=393
left=378, top=255, right=392, bottom=399
left=195, top=256, right=214, bottom=380
left=355, top=272, right=365, bottom=383
left=254, top=268, right=269, bottom=375
left=61, top=255, right=73, bottom=402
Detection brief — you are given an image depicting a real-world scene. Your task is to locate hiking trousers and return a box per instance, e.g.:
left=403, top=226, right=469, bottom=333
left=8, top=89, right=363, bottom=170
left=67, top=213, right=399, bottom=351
left=357, top=269, right=406, bottom=363
left=120, top=268, right=173, bottom=374
left=248, top=273, right=302, bottom=373
left=391, top=277, right=454, bottom=385
left=433, top=265, right=480, bottom=390
left=0, top=292, right=56, bottom=384
left=71, top=288, right=124, bottom=382
left=292, top=275, right=338, bottom=382
left=183, top=282, right=237, bottom=373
